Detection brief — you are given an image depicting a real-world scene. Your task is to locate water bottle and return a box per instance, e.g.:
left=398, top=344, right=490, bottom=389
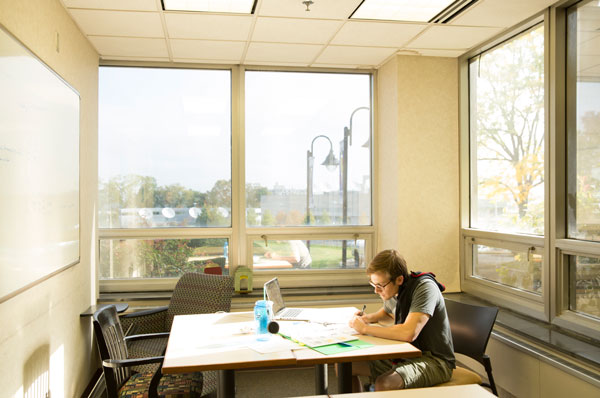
left=254, top=300, right=270, bottom=341
left=223, top=241, right=228, bottom=258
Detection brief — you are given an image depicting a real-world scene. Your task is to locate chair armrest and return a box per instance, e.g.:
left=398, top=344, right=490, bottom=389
left=120, top=306, right=168, bottom=335
left=121, top=306, right=168, bottom=318
left=125, top=332, right=170, bottom=342
left=102, top=355, right=164, bottom=369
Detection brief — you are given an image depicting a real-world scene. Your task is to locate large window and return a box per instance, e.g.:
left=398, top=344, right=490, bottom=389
left=562, top=0, right=600, bottom=330
left=463, top=1, right=600, bottom=339
left=245, top=71, right=372, bottom=228
left=98, top=67, right=232, bottom=230
left=465, top=22, right=546, bottom=304
left=469, top=24, right=545, bottom=236
left=566, top=1, right=600, bottom=242
left=98, top=66, right=374, bottom=283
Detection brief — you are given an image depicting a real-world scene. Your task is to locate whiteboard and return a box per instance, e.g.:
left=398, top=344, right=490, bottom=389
left=0, top=26, right=80, bottom=303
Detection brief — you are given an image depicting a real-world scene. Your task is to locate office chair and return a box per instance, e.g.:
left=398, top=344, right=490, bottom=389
left=436, top=299, right=499, bottom=395
left=93, top=305, right=203, bottom=398
left=120, top=272, right=234, bottom=396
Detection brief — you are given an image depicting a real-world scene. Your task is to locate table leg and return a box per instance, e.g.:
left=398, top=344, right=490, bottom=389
left=315, top=363, right=328, bottom=394
left=337, top=362, right=353, bottom=394
left=218, top=369, right=235, bottom=398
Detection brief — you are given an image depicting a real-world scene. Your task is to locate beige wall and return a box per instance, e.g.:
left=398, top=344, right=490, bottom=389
left=0, top=0, right=98, bottom=397
left=377, top=55, right=460, bottom=292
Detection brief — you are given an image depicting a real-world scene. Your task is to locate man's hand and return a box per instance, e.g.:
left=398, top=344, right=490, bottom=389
left=349, top=315, right=368, bottom=334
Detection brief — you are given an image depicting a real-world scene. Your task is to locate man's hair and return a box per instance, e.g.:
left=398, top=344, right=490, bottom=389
left=367, top=249, right=409, bottom=280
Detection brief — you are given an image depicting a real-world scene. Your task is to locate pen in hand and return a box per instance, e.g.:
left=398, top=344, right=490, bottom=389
left=359, top=304, right=366, bottom=316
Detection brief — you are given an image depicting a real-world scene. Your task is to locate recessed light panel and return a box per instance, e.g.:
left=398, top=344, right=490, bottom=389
left=351, top=0, right=455, bottom=22
left=163, top=0, right=256, bottom=14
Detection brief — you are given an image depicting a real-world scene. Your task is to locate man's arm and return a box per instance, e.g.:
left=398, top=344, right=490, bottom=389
left=361, top=307, right=394, bottom=324
left=349, top=312, right=430, bottom=342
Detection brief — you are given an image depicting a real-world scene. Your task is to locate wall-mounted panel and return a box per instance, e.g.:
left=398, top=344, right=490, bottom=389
left=0, top=26, right=80, bottom=303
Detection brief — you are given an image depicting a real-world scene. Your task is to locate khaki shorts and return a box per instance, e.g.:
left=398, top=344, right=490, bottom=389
left=368, top=352, right=453, bottom=389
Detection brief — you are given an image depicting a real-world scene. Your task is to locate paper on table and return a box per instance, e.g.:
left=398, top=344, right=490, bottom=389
left=247, top=336, right=299, bottom=354
left=167, top=334, right=256, bottom=358
left=278, top=321, right=358, bottom=348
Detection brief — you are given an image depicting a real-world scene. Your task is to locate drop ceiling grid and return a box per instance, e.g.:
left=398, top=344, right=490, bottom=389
left=59, top=0, right=565, bottom=68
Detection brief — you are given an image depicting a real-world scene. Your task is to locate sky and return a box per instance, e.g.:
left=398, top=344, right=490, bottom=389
left=98, top=67, right=372, bottom=194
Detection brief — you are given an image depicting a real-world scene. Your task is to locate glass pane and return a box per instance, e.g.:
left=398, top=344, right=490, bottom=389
left=251, top=239, right=366, bottom=270
left=99, top=238, right=229, bottom=279
left=473, top=244, right=542, bottom=294
left=569, top=255, right=600, bottom=320
left=469, top=25, right=545, bottom=235
left=98, top=67, right=231, bottom=228
left=567, top=1, right=600, bottom=241
left=245, top=71, right=372, bottom=227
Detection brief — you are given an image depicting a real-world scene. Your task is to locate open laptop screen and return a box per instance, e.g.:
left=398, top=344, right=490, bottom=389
left=264, top=277, right=286, bottom=315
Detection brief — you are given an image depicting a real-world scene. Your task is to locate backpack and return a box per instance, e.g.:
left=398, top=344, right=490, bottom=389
left=394, top=271, right=445, bottom=325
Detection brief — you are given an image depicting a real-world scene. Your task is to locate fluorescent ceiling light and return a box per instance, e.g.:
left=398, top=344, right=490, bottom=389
left=352, top=0, right=455, bottom=22
left=163, top=0, right=256, bottom=14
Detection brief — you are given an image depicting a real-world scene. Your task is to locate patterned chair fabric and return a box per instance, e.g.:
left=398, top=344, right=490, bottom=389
left=120, top=273, right=234, bottom=396
left=118, top=372, right=203, bottom=398
left=93, top=305, right=204, bottom=398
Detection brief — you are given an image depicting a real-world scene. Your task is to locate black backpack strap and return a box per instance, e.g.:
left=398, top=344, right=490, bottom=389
left=394, top=271, right=445, bottom=325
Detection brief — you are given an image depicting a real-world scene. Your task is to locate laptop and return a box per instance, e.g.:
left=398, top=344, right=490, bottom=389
left=264, top=277, right=319, bottom=321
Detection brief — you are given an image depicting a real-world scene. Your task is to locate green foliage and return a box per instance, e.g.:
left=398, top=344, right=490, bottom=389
left=317, top=211, right=331, bottom=225
left=246, top=183, right=268, bottom=208
left=139, top=239, right=197, bottom=277
left=261, top=209, right=275, bottom=226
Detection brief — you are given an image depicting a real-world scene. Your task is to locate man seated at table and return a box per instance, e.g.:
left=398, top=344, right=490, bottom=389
left=348, top=249, right=455, bottom=391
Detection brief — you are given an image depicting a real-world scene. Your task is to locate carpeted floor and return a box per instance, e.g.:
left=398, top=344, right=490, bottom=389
left=235, top=365, right=340, bottom=398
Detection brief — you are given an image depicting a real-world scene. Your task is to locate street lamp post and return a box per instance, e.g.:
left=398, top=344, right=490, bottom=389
left=340, top=106, right=370, bottom=268
left=306, top=135, right=339, bottom=227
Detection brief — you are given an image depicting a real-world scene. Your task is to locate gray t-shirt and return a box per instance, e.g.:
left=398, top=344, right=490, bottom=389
left=383, top=278, right=455, bottom=368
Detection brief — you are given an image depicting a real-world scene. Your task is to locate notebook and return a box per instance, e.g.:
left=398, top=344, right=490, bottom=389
left=264, top=277, right=322, bottom=321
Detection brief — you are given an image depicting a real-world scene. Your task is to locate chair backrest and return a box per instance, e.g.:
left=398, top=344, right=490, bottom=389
left=93, top=305, right=131, bottom=396
left=444, top=299, right=498, bottom=366
left=166, top=272, right=235, bottom=329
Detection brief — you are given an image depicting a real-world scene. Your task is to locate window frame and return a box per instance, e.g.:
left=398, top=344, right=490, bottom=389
left=97, top=63, right=377, bottom=293
left=461, top=0, right=600, bottom=340
left=460, top=13, right=550, bottom=322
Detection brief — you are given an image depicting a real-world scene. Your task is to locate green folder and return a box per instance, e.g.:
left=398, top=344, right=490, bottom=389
left=311, top=339, right=374, bottom=355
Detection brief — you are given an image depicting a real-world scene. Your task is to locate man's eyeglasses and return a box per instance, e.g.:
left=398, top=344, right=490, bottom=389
left=369, top=279, right=392, bottom=290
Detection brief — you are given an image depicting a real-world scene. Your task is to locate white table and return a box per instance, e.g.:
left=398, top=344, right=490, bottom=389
left=163, top=312, right=421, bottom=397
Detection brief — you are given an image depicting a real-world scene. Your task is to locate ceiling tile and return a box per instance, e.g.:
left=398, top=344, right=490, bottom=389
left=165, top=13, right=253, bottom=41
left=580, top=64, right=600, bottom=78
left=580, top=35, right=600, bottom=57
left=63, top=0, right=158, bottom=11
left=258, top=0, right=361, bottom=19
left=246, top=60, right=313, bottom=67
left=312, top=63, right=365, bottom=69
left=89, top=36, right=169, bottom=57
left=331, top=21, right=427, bottom=47
left=252, top=17, right=342, bottom=44
left=316, top=45, right=396, bottom=66
left=245, top=42, right=322, bottom=63
left=68, top=9, right=164, bottom=37
left=401, top=48, right=466, bottom=58
left=407, top=25, right=503, bottom=50
left=101, top=55, right=171, bottom=62
left=579, top=55, right=600, bottom=73
left=450, top=0, right=554, bottom=28
left=173, top=58, right=240, bottom=65
left=170, top=39, right=246, bottom=61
